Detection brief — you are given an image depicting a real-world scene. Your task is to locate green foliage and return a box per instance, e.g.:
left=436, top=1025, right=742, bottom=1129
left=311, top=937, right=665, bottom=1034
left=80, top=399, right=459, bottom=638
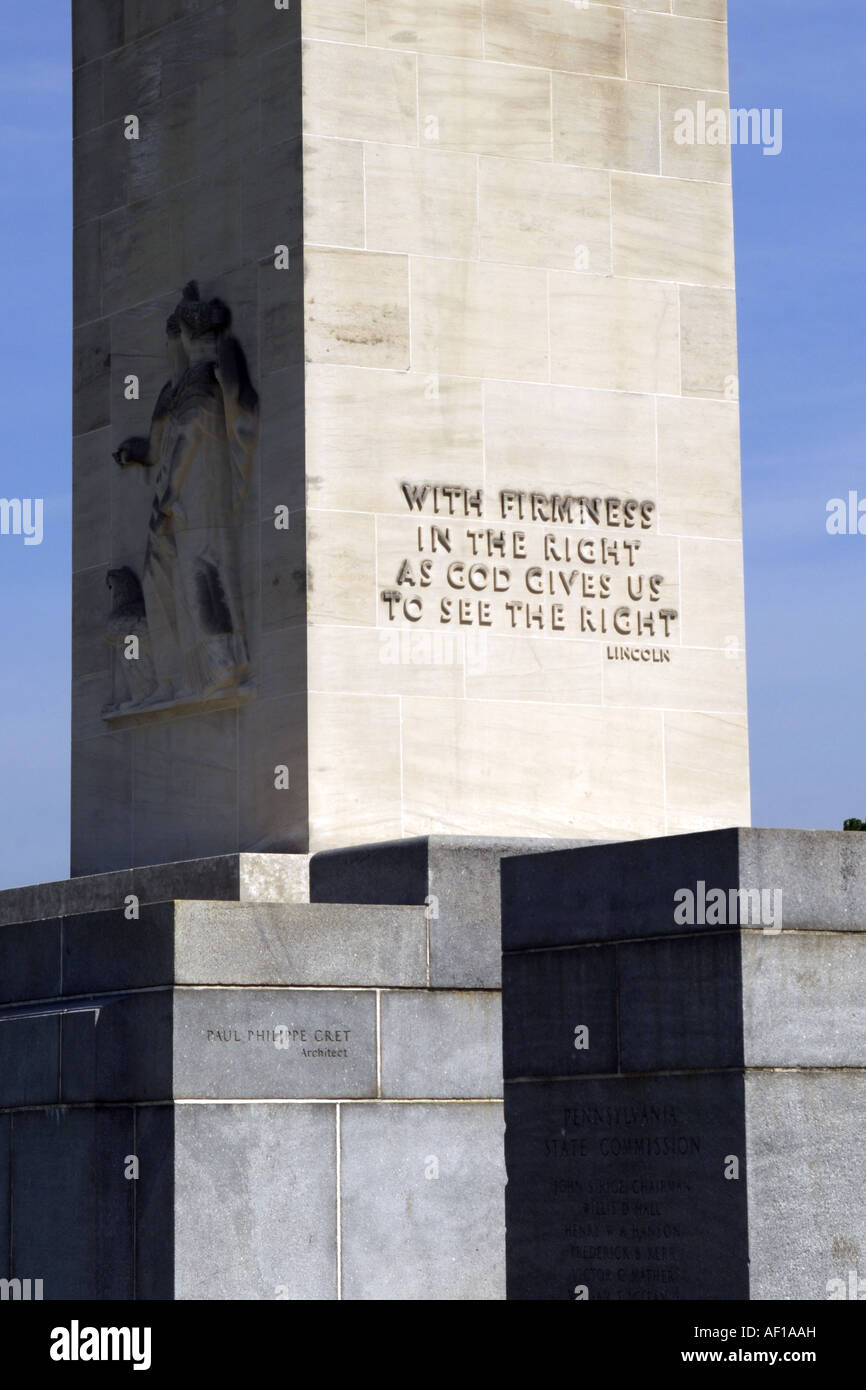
left=843, top=818, right=866, bottom=831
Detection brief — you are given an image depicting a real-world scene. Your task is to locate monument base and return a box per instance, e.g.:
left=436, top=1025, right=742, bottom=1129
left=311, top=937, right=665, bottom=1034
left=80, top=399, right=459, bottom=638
left=0, top=837, right=591, bottom=1300
left=501, top=829, right=866, bottom=1301
left=4, top=829, right=861, bottom=1301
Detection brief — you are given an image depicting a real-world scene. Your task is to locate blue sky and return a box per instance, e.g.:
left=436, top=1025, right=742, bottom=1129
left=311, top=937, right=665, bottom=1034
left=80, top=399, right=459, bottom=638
left=0, top=1, right=862, bottom=888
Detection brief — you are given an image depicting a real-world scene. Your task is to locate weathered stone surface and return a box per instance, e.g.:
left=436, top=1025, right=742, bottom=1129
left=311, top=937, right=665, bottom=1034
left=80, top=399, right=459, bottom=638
left=738, top=828, right=866, bottom=931
left=626, top=10, right=729, bottom=91
left=745, top=1071, right=866, bottom=1301
left=174, top=901, right=427, bottom=987
left=174, top=1103, right=337, bottom=1300
left=742, top=931, right=866, bottom=1067
left=550, top=272, right=679, bottom=393
left=238, top=853, right=310, bottom=903
left=553, top=72, right=659, bottom=175
left=340, top=1102, right=505, bottom=1300
left=380, top=991, right=501, bottom=1098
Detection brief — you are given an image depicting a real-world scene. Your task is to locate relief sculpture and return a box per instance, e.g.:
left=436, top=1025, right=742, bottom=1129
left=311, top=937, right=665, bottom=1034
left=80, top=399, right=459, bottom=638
left=103, top=282, right=258, bottom=718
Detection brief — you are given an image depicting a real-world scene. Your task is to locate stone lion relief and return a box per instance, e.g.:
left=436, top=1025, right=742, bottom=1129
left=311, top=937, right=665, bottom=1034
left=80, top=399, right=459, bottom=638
left=104, top=281, right=258, bottom=718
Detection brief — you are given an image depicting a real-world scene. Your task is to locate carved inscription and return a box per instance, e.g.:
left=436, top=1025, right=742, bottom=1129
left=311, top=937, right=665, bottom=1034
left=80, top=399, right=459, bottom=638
left=206, top=1025, right=352, bottom=1059
left=380, top=481, right=679, bottom=649
left=505, top=1076, right=749, bottom=1301
left=548, top=1101, right=698, bottom=1298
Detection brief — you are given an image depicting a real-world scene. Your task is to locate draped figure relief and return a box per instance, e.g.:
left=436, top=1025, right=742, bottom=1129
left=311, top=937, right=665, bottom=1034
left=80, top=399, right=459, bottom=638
left=104, top=282, right=258, bottom=717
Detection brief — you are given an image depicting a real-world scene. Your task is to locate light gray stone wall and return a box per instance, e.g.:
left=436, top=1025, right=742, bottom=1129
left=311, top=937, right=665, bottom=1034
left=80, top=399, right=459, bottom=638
left=302, top=0, right=749, bottom=850
left=745, top=1072, right=866, bottom=1301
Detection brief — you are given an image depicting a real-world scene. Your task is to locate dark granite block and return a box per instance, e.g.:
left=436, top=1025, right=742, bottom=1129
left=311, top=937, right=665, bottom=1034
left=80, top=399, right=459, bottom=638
left=501, top=829, right=741, bottom=951
left=0, top=920, right=62, bottom=1005
left=0, top=1114, right=9, bottom=1279
left=258, top=255, right=305, bottom=376
left=311, top=836, right=430, bottom=908
left=61, top=990, right=173, bottom=1103
left=70, top=734, right=134, bottom=876
left=123, top=0, right=206, bottom=45
left=504, top=1072, right=748, bottom=1301
left=502, top=946, right=618, bottom=1080
left=102, top=7, right=236, bottom=122
left=100, top=193, right=182, bottom=316
left=62, top=903, right=175, bottom=996
left=259, top=366, right=306, bottom=515
left=130, top=713, right=238, bottom=866
left=0, top=1014, right=60, bottom=1107
left=617, top=932, right=745, bottom=1073
left=10, top=1107, right=134, bottom=1299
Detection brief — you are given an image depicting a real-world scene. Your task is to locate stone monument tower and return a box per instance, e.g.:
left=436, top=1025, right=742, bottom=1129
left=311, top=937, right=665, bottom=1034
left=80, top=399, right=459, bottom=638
left=71, top=0, right=749, bottom=876
left=8, top=1, right=855, bottom=1306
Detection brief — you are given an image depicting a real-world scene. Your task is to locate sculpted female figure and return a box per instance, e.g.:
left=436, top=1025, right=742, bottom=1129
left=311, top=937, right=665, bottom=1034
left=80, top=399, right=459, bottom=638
left=113, top=282, right=258, bottom=707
